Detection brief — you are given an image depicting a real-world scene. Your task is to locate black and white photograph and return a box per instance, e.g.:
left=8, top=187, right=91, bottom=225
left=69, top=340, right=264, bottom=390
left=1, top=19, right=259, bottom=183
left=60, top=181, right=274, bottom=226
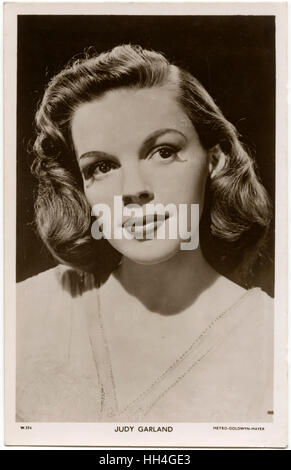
left=4, top=2, right=288, bottom=447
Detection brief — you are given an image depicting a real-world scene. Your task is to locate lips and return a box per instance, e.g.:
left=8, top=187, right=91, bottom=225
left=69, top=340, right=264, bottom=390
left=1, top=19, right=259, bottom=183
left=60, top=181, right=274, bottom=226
left=122, top=212, right=169, bottom=228
left=122, top=212, right=170, bottom=240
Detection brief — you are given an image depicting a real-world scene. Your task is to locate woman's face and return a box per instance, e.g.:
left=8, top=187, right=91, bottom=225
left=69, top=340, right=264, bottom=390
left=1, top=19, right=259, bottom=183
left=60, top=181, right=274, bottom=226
left=71, top=84, right=210, bottom=265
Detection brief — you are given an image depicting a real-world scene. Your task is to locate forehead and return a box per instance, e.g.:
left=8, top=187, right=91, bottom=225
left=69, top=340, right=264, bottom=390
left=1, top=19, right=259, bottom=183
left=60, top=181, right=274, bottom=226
left=71, top=85, right=195, bottom=154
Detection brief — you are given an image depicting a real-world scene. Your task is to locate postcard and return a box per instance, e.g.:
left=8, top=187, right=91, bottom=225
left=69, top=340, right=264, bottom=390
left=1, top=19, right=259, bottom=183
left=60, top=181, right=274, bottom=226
left=4, top=1, right=288, bottom=448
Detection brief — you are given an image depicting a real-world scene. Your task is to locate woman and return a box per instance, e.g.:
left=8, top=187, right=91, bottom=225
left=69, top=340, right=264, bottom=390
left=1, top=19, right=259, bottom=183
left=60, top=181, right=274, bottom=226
left=17, top=44, right=273, bottom=423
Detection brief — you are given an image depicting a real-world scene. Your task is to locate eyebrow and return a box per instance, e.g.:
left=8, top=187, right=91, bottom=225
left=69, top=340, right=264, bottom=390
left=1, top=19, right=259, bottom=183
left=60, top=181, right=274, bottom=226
left=79, top=151, right=116, bottom=161
left=141, top=128, right=186, bottom=153
left=78, top=128, right=186, bottom=161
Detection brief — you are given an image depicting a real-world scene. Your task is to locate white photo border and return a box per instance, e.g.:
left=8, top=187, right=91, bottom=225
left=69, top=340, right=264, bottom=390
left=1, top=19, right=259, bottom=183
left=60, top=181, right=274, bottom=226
left=4, top=1, right=288, bottom=448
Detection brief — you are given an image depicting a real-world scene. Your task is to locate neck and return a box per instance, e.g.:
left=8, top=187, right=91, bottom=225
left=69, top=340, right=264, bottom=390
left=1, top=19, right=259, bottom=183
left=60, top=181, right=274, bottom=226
left=113, top=248, right=218, bottom=315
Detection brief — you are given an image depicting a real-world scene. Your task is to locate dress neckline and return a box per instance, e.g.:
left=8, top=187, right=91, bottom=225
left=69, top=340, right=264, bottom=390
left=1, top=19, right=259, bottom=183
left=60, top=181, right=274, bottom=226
left=85, top=286, right=261, bottom=421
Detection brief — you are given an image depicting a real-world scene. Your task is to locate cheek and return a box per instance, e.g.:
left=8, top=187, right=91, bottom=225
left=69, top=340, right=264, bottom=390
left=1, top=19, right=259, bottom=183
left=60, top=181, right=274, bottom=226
left=83, top=178, right=120, bottom=209
left=153, top=160, right=209, bottom=204
left=83, top=178, right=122, bottom=236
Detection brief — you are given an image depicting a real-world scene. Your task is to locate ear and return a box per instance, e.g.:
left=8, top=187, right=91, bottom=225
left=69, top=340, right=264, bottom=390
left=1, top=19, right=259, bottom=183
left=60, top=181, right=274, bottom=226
left=208, top=144, right=226, bottom=179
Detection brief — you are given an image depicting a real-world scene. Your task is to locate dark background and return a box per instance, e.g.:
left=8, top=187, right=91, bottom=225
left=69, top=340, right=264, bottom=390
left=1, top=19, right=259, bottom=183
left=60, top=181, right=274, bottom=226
left=17, top=15, right=275, bottom=295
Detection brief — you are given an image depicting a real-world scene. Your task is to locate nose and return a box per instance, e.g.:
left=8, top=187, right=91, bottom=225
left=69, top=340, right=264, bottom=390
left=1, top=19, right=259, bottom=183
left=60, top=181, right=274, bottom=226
left=122, top=164, right=154, bottom=206
left=123, top=191, right=153, bottom=206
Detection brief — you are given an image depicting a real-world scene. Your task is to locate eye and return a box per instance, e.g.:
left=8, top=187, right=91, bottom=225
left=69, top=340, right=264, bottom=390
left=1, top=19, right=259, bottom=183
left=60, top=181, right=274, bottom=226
left=149, top=146, right=179, bottom=162
left=94, top=161, right=116, bottom=174
left=83, top=160, right=119, bottom=180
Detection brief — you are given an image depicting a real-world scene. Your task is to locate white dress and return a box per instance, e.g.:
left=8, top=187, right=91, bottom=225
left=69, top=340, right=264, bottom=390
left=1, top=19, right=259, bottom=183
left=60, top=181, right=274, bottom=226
left=16, top=265, right=274, bottom=423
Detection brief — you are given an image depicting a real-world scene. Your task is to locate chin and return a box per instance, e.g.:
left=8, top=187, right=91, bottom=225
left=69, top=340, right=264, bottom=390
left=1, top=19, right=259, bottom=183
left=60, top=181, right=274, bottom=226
left=109, top=238, right=181, bottom=266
